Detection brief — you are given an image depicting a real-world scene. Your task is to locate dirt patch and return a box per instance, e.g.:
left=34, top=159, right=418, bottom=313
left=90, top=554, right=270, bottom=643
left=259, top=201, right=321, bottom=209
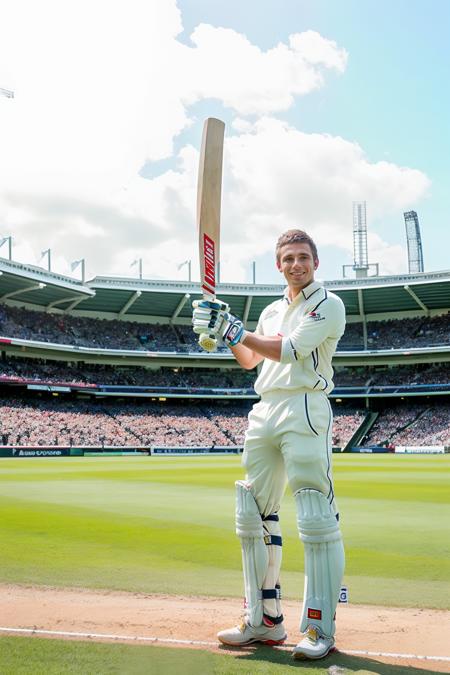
left=1, top=584, right=449, bottom=672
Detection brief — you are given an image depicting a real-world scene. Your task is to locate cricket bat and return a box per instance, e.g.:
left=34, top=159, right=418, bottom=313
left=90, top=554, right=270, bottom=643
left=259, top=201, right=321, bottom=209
left=197, top=117, right=225, bottom=352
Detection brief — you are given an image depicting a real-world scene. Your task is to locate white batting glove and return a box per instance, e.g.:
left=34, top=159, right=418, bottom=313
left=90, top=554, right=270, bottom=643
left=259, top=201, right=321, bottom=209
left=192, top=299, right=230, bottom=336
left=220, top=312, right=246, bottom=347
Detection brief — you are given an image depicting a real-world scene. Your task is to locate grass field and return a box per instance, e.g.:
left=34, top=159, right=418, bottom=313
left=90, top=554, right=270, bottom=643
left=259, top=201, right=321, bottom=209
left=0, top=453, right=449, bottom=673
left=1, top=635, right=441, bottom=675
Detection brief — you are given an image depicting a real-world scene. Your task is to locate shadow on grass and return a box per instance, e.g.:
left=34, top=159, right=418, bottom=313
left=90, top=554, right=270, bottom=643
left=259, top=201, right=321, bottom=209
left=219, top=644, right=442, bottom=674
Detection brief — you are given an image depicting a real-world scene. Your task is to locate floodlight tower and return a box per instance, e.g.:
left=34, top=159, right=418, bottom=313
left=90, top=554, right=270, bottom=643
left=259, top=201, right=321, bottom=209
left=404, top=211, right=424, bottom=273
left=342, top=201, right=379, bottom=278
left=352, top=201, right=369, bottom=277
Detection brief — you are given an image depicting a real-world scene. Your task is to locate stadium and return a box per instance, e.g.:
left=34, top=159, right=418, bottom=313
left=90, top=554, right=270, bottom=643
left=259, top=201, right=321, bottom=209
left=1, top=2, right=450, bottom=669
left=1, top=257, right=449, bottom=455
left=1, top=254, right=449, bottom=672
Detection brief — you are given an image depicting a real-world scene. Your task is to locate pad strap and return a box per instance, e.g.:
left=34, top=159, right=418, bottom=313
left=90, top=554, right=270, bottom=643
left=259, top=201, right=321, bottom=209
left=261, top=587, right=282, bottom=600
left=263, top=612, right=284, bottom=626
left=264, top=534, right=282, bottom=546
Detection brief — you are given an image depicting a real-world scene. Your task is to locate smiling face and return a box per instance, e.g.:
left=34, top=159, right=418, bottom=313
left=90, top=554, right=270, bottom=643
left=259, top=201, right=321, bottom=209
left=276, top=242, right=319, bottom=298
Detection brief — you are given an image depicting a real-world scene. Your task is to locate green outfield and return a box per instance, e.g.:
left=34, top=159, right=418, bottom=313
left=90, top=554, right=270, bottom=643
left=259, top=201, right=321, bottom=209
left=0, top=454, right=449, bottom=608
left=1, top=453, right=449, bottom=673
left=1, top=635, right=438, bottom=675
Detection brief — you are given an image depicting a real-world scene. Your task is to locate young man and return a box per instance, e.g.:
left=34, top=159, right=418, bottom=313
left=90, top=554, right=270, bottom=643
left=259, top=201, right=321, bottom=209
left=192, top=229, right=346, bottom=660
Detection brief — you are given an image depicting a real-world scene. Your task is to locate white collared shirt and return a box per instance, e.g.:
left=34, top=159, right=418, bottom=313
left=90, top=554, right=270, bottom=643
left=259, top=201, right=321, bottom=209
left=253, top=280, right=346, bottom=396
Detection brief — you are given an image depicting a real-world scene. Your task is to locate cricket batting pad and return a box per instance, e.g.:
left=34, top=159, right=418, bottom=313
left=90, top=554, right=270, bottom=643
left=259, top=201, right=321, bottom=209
left=295, top=488, right=345, bottom=638
left=235, top=481, right=283, bottom=626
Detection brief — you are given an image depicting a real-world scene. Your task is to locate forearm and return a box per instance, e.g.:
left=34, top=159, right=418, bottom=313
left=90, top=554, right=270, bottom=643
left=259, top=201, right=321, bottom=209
left=229, top=340, right=263, bottom=370
left=239, top=332, right=282, bottom=363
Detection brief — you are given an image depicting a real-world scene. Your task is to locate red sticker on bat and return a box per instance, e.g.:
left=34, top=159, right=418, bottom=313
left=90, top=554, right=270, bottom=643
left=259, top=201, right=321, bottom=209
left=203, top=233, right=215, bottom=290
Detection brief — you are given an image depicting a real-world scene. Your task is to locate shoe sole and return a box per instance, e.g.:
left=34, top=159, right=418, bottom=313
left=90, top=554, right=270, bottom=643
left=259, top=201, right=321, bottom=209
left=218, top=635, right=287, bottom=647
left=293, top=645, right=336, bottom=660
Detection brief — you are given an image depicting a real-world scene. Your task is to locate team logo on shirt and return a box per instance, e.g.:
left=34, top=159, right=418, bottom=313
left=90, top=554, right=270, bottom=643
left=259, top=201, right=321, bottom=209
left=307, top=311, right=325, bottom=322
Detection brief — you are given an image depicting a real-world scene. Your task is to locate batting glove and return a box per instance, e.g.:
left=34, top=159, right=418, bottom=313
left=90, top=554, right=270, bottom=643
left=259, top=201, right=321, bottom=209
left=192, top=299, right=229, bottom=336
left=221, top=312, right=246, bottom=347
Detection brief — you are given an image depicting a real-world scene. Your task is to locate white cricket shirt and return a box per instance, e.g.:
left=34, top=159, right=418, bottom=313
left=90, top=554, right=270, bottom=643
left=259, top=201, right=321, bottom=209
left=253, top=280, right=346, bottom=396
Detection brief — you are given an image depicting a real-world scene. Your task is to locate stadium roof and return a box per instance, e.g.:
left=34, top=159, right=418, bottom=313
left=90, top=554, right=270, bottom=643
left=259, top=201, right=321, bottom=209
left=1, top=257, right=449, bottom=322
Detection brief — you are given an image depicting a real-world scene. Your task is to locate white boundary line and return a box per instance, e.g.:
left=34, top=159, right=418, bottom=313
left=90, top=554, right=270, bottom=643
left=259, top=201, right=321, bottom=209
left=0, top=626, right=215, bottom=647
left=1, top=627, right=450, bottom=663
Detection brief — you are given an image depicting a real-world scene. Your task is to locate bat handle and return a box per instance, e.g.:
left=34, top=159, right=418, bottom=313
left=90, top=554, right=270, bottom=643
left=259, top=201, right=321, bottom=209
left=199, top=332, right=218, bottom=353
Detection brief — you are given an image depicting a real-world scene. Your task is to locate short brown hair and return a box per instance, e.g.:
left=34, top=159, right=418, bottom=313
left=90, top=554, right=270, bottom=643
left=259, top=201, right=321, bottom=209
left=276, top=229, right=318, bottom=262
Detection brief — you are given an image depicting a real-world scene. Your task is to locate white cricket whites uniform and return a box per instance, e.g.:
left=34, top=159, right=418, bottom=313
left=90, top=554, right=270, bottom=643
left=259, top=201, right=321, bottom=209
left=236, top=280, right=346, bottom=639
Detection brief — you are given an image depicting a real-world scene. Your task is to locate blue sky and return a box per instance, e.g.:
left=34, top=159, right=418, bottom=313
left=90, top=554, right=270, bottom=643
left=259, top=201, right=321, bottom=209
left=0, top=0, right=448, bottom=284
left=178, top=0, right=449, bottom=280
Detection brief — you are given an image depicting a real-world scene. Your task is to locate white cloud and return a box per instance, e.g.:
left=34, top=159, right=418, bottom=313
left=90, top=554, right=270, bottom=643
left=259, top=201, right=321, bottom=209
left=181, top=26, right=347, bottom=115
left=288, top=31, right=347, bottom=70
left=0, top=1, right=429, bottom=283
left=367, top=233, right=407, bottom=276
left=217, top=118, right=429, bottom=278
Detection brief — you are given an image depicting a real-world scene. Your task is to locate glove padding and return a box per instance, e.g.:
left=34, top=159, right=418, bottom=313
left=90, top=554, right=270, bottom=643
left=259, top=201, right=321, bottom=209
left=192, top=299, right=246, bottom=349
left=192, top=299, right=229, bottom=336
left=221, top=312, right=245, bottom=347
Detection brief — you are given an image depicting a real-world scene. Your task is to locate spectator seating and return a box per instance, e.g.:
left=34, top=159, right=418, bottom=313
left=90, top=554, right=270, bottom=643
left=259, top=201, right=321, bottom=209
left=0, top=396, right=369, bottom=448
left=1, top=303, right=449, bottom=352
left=2, top=357, right=449, bottom=389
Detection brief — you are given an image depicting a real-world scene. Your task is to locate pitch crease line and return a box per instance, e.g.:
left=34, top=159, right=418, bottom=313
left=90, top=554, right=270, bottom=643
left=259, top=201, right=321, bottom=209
left=1, top=627, right=450, bottom=663
left=0, top=627, right=215, bottom=647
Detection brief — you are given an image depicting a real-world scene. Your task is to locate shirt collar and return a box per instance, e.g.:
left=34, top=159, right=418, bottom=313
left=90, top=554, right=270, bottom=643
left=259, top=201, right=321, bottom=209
left=283, top=280, right=323, bottom=304
left=301, top=280, right=323, bottom=300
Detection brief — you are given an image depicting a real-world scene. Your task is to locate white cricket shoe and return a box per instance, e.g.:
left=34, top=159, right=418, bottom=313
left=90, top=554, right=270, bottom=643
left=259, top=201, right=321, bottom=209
left=292, top=624, right=335, bottom=660
left=217, top=618, right=287, bottom=647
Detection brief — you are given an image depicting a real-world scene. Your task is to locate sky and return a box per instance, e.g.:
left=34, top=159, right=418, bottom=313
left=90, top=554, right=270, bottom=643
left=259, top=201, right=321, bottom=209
left=0, top=0, right=448, bottom=285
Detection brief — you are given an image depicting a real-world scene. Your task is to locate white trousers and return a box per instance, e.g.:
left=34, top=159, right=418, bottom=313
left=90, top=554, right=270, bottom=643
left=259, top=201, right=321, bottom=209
left=240, top=389, right=343, bottom=635
left=243, top=389, right=337, bottom=518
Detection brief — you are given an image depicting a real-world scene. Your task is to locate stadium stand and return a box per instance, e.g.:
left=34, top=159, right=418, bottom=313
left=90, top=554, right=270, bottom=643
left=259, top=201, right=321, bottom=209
left=2, top=394, right=447, bottom=449
left=0, top=264, right=449, bottom=451
left=363, top=401, right=450, bottom=446
left=1, top=302, right=449, bottom=351
left=0, top=357, right=254, bottom=388
left=0, top=396, right=368, bottom=449
left=1, top=357, right=450, bottom=390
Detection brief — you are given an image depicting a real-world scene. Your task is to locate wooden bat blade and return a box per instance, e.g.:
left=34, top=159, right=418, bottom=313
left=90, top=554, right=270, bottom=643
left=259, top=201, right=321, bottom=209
left=197, top=117, right=225, bottom=299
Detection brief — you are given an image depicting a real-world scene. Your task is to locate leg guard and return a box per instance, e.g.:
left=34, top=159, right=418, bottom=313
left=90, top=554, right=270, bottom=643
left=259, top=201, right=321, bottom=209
left=235, top=481, right=283, bottom=627
left=295, top=488, right=345, bottom=638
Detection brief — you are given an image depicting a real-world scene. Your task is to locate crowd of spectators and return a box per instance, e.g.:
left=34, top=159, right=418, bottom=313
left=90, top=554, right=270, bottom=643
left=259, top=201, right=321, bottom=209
left=0, top=303, right=180, bottom=351
left=332, top=408, right=366, bottom=447
left=0, top=397, right=252, bottom=447
left=2, top=357, right=449, bottom=390
left=0, top=358, right=255, bottom=389
left=333, top=364, right=450, bottom=387
left=1, top=301, right=448, bottom=449
left=1, top=303, right=449, bottom=353
left=339, top=315, right=449, bottom=350
left=364, top=402, right=450, bottom=446
left=391, top=405, right=450, bottom=446
left=0, top=396, right=364, bottom=448
left=1, top=395, right=447, bottom=447
left=365, top=314, right=449, bottom=349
